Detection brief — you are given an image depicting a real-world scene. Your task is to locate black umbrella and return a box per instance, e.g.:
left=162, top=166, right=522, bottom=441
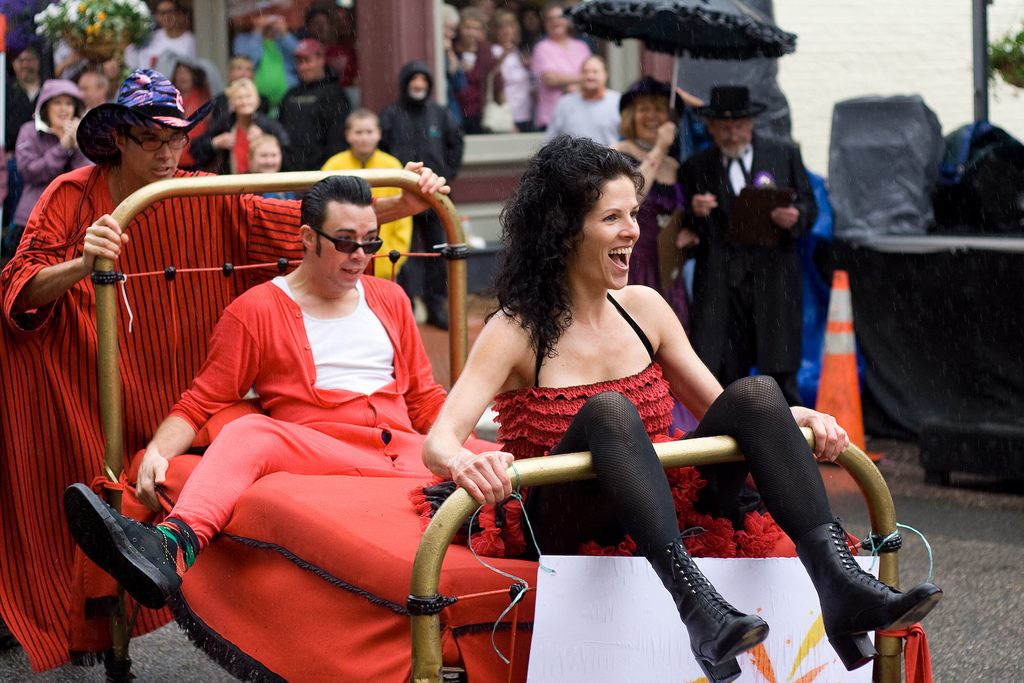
left=568, top=0, right=796, bottom=112
left=567, top=0, right=797, bottom=60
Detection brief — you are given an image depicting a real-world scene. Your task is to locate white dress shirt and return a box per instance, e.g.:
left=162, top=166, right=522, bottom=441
left=723, top=145, right=754, bottom=195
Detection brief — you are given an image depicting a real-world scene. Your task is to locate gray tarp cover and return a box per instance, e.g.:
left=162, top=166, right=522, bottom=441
left=828, top=95, right=943, bottom=240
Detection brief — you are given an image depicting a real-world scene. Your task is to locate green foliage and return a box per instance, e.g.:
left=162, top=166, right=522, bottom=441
left=990, top=23, right=1024, bottom=88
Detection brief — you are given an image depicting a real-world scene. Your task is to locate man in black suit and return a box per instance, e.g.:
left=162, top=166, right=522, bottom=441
left=679, top=86, right=817, bottom=405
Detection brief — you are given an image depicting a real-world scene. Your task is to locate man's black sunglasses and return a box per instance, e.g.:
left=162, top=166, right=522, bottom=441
left=310, top=226, right=384, bottom=254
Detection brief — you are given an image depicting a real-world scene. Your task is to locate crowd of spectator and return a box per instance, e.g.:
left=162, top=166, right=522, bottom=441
left=0, top=2, right=358, bottom=260
left=0, top=0, right=722, bottom=352
left=436, top=1, right=598, bottom=134
left=0, top=0, right=610, bottom=301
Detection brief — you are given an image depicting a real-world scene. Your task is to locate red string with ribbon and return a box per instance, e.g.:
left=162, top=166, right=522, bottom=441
left=878, top=623, right=932, bottom=683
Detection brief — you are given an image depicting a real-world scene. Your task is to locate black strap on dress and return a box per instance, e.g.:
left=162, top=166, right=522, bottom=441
left=606, top=294, right=655, bottom=359
left=534, top=294, right=655, bottom=386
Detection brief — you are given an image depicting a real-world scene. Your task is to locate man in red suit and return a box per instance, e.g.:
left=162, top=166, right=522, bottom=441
left=65, top=174, right=492, bottom=611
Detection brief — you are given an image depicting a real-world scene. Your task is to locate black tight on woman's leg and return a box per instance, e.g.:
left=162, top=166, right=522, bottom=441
left=527, top=392, right=679, bottom=557
left=690, top=375, right=832, bottom=540
left=526, top=389, right=775, bottom=678
left=527, top=377, right=832, bottom=554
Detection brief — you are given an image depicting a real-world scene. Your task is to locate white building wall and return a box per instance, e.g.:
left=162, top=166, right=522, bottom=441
left=776, top=0, right=1024, bottom=174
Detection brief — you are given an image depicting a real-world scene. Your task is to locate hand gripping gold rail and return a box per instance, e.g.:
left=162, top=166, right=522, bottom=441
left=93, top=170, right=465, bottom=672
left=409, top=430, right=902, bottom=683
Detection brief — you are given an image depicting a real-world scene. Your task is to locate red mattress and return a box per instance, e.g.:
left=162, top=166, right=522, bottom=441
left=164, top=458, right=536, bottom=682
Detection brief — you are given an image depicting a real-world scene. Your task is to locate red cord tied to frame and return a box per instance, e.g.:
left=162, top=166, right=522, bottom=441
left=90, top=475, right=125, bottom=496
left=877, top=623, right=932, bottom=683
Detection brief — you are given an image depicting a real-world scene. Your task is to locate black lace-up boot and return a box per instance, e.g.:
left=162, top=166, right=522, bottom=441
left=648, top=537, right=769, bottom=683
left=796, top=519, right=943, bottom=670
left=64, top=483, right=197, bottom=609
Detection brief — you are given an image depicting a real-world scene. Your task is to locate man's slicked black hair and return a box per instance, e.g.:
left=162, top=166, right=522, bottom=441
left=301, top=175, right=374, bottom=232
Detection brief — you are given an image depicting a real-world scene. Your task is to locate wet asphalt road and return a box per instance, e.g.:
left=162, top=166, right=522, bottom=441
left=2, top=438, right=1022, bottom=682
left=826, top=439, right=1024, bottom=682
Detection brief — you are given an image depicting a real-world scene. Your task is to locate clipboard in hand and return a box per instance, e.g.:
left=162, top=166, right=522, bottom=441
left=726, top=186, right=796, bottom=247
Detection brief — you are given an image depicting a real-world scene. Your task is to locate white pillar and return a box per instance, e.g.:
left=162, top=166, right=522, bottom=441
left=192, top=0, right=230, bottom=81
left=605, top=39, right=641, bottom=94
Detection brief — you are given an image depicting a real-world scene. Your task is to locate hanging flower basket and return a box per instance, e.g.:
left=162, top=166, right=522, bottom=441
left=63, top=32, right=128, bottom=63
left=989, top=24, right=1024, bottom=89
left=35, top=0, right=152, bottom=64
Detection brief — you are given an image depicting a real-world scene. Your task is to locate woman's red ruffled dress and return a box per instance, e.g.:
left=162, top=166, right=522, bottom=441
left=412, top=363, right=789, bottom=559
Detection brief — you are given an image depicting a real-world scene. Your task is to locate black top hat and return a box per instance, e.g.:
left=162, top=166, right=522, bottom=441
left=694, top=86, right=766, bottom=120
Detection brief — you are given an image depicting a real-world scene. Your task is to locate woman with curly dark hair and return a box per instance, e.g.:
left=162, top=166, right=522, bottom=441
left=421, top=135, right=941, bottom=682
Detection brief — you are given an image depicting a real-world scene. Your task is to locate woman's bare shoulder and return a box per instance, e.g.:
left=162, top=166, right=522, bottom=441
left=476, top=309, right=535, bottom=359
left=472, top=309, right=536, bottom=390
left=615, top=284, right=668, bottom=310
left=614, top=285, right=680, bottom=343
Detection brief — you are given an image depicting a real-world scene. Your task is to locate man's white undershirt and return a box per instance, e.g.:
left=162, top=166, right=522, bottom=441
left=272, top=277, right=395, bottom=395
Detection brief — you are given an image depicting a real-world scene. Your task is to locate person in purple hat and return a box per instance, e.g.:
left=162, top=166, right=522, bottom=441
left=679, top=85, right=817, bottom=407
left=613, top=77, right=692, bottom=327
left=0, top=68, right=449, bottom=671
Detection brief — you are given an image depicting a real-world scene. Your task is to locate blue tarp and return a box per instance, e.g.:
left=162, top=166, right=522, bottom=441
left=796, top=172, right=864, bottom=408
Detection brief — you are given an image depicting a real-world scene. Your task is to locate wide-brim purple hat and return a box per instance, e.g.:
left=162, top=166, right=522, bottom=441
left=619, top=76, right=684, bottom=117
left=77, top=69, right=213, bottom=164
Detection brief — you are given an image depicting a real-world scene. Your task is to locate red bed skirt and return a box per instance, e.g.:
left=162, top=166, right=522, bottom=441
left=166, top=459, right=537, bottom=682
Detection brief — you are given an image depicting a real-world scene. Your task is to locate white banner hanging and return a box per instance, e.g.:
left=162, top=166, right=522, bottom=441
left=528, top=555, right=878, bottom=683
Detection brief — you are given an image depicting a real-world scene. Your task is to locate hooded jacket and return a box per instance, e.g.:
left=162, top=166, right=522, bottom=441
left=13, top=79, right=92, bottom=227
left=379, top=61, right=464, bottom=180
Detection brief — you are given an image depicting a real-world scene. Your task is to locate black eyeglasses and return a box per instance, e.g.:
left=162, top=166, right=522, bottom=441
left=123, top=130, right=190, bottom=152
left=310, top=226, right=384, bottom=254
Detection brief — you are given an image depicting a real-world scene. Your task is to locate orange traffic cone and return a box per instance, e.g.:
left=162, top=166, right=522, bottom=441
left=815, top=270, right=877, bottom=461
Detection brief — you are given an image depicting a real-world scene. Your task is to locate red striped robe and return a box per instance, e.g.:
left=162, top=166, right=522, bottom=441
left=0, top=165, right=303, bottom=670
